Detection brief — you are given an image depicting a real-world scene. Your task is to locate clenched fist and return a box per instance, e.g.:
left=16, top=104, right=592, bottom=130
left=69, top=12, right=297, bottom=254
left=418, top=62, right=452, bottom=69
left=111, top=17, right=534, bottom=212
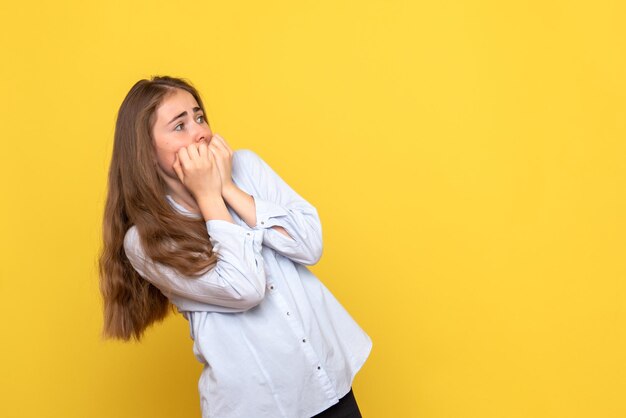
left=206, top=133, right=235, bottom=194
left=172, top=140, right=222, bottom=200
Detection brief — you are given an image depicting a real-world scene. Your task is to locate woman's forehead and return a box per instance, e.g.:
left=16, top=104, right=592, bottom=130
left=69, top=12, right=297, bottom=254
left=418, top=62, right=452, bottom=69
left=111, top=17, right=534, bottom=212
left=156, top=90, right=200, bottom=122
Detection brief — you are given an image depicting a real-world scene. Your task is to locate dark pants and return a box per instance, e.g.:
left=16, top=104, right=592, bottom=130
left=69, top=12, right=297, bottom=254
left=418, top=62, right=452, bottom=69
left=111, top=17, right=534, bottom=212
left=311, top=388, right=362, bottom=418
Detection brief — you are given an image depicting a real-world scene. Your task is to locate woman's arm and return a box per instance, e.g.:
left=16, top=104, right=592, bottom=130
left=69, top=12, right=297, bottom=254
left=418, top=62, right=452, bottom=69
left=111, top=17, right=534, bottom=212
left=231, top=149, right=323, bottom=266
left=221, top=183, right=293, bottom=239
left=123, top=220, right=267, bottom=311
left=207, top=134, right=292, bottom=239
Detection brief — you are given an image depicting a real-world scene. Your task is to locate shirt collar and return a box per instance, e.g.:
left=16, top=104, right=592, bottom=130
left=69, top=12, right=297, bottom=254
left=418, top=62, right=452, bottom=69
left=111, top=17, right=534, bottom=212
left=165, top=194, right=202, bottom=219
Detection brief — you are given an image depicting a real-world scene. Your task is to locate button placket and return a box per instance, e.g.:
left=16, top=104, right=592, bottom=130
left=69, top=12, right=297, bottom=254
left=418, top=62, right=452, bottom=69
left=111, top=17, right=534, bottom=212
left=270, top=287, right=332, bottom=380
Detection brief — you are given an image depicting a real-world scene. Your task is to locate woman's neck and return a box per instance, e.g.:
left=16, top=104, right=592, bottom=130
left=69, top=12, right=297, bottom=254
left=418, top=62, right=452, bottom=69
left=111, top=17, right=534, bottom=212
left=162, top=175, right=201, bottom=215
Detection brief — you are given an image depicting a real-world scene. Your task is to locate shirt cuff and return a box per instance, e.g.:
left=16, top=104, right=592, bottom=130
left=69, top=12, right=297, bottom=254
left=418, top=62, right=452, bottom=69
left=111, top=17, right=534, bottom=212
left=252, top=196, right=290, bottom=230
left=206, top=219, right=264, bottom=250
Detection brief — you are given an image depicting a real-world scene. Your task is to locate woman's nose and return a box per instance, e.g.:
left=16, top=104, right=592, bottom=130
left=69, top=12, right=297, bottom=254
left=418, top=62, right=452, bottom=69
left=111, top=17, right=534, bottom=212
left=195, top=127, right=212, bottom=143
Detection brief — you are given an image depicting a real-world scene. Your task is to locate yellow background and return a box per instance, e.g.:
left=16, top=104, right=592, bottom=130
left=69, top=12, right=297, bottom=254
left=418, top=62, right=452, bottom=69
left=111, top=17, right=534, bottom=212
left=1, top=1, right=624, bottom=417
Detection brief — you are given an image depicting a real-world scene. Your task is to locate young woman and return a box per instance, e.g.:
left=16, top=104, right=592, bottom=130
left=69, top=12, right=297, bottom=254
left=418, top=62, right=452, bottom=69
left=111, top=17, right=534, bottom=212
left=99, top=75, right=373, bottom=418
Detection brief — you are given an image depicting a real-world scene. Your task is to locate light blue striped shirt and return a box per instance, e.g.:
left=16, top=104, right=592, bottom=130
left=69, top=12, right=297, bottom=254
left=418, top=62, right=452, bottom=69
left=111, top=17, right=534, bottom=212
left=123, top=149, right=373, bottom=418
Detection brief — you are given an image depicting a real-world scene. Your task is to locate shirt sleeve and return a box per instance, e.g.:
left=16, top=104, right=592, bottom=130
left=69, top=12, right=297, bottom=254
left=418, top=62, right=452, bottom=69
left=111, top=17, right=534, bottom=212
left=123, top=219, right=267, bottom=312
left=237, top=149, right=323, bottom=265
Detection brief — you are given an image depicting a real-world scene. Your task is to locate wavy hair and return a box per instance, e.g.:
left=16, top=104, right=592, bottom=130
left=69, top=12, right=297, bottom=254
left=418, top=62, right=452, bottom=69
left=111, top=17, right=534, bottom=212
left=99, top=76, right=218, bottom=341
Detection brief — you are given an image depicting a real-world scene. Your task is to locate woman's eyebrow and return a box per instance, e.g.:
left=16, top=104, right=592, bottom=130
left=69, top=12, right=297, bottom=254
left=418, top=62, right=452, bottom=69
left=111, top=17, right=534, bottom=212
left=167, top=106, right=202, bottom=125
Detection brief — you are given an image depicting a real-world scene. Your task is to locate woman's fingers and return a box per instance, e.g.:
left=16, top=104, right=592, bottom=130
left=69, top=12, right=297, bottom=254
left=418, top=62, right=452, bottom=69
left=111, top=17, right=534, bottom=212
left=187, top=142, right=200, bottom=160
left=172, top=153, right=184, bottom=181
left=213, top=134, right=232, bottom=153
left=198, top=141, right=209, bottom=159
left=175, top=140, right=215, bottom=178
left=208, top=145, right=219, bottom=164
left=210, top=136, right=231, bottom=160
left=212, top=134, right=232, bottom=155
left=208, top=140, right=222, bottom=158
left=207, top=147, right=218, bottom=169
left=178, top=146, right=191, bottom=165
left=171, top=141, right=223, bottom=198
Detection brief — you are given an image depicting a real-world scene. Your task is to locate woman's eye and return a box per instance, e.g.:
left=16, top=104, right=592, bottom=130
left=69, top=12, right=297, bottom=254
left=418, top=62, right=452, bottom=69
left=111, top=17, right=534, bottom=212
left=196, top=115, right=205, bottom=123
left=174, top=123, right=184, bottom=131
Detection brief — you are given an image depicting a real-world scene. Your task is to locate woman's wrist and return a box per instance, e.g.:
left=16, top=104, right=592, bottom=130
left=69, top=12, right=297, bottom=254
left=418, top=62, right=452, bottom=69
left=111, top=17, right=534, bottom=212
left=220, top=182, right=258, bottom=228
left=221, top=181, right=237, bottom=200
left=196, top=194, right=234, bottom=223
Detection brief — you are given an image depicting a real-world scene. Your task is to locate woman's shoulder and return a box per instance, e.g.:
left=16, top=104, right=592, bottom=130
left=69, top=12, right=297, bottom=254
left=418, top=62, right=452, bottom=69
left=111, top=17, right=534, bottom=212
left=232, top=148, right=264, bottom=180
left=232, top=148, right=261, bottom=165
left=231, top=148, right=276, bottom=196
left=123, top=225, right=141, bottom=254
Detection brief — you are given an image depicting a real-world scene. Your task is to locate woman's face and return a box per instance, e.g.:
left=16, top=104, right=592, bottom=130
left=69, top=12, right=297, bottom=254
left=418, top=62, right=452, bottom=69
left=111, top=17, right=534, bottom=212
left=151, top=88, right=213, bottom=178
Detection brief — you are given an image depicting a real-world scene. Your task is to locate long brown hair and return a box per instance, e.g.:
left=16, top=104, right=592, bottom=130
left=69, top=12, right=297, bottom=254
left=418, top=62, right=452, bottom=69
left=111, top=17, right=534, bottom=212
left=99, top=76, right=218, bottom=342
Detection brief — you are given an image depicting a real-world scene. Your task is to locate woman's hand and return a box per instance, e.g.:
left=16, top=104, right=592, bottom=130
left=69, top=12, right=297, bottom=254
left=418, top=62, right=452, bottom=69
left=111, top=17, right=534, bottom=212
left=172, top=141, right=222, bottom=200
left=208, top=134, right=235, bottom=194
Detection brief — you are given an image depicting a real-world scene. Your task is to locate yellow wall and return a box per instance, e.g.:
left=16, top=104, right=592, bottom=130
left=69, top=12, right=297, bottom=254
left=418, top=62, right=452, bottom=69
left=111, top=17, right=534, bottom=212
left=1, top=1, right=624, bottom=417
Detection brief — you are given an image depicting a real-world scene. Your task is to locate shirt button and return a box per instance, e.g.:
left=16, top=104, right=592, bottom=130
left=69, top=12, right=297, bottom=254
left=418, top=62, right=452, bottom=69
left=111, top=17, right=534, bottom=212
left=286, top=311, right=290, bottom=316
left=261, top=221, right=265, bottom=225
left=302, top=338, right=306, bottom=343
left=270, top=285, right=274, bottom=290
left=317, top=366, right=321, bottom=370
left=246, top=232, right=251, bottom=236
